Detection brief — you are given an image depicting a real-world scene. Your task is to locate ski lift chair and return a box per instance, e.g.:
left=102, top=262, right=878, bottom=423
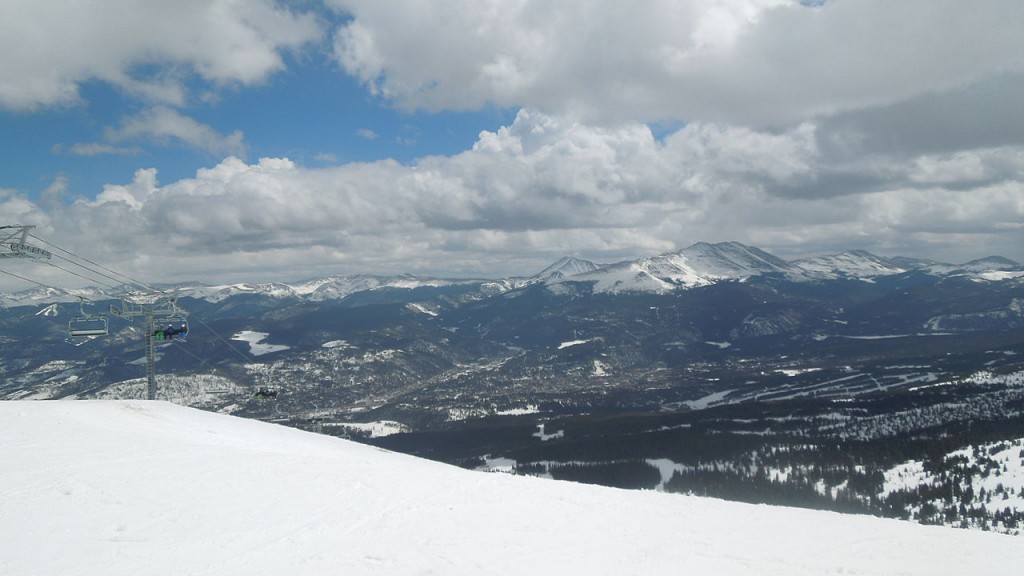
left=255, top=387, right=278, bottom=400
left=154, top=305, right=190, bottom=340
left=69, top=299, right=109, bottom=337
left=69, top=315, right=109, bottom=337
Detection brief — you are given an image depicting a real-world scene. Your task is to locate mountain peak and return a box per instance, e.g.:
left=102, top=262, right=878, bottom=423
left=956, top=256, right=1022, bottom=272
left=550, top=242, right=793, bottom=294
left=677, top=241, right=793, bottom=275
left=533, top=256, right=601, bottom=281
left=792, top=250, right=905, bottom=279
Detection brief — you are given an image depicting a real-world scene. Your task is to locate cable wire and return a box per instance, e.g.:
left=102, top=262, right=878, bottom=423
left=28, top=234, right=157, bottom=293
left=40, top=259, right=122, bottom=292
left=0, top=267, right=66, bottom=293
left=185, top=311, right=255, bottom=365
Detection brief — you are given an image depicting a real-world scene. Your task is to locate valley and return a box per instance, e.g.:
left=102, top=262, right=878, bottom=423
left=3, top=242, right=1023, bottom=533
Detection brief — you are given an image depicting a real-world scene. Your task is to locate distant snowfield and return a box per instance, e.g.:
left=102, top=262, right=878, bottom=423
left=683, top=388, right=735, bottom=410
left=326, top=420, right=408, bottom=438
left=322, top=339, right=353, bottom=349
left=3, top=401, right=1022, bottom=576
left=557, top=338, right=596, bottom=349
left=231, top=330, right=290, bottom=356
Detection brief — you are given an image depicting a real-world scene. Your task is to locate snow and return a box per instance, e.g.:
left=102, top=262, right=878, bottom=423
left=838, top=333, right=953, bottom=340
left=477, top=456, right=518, bottom=473
left=547, top=242, right=793, bottom=294
left=3, top=401, right=1023, bottom=576
left=327, top=420, right=408, bottom=438
left=792, top=251, right=906, bottom=279
left=494, top=405, right=540, bottom=416
left=532, top=423, right=564, bottom=441
left=533, top=256, right=601, bottom=281
left=976, top=270, right=1024, bottom=281
left=322, top=339, right=352, bottom=349
left=405, top=302, right=438, bottom=316
left=683, top=389, right=736, bottom=410
left=776, top=367, right=822, bottom=377
left=231, top=330, right=291, bottom=356
left=882, top=438, right=1024, bottom=530
left=182, top=276, right=470, bottom=303
left=557, top=338, right=594, bottom=349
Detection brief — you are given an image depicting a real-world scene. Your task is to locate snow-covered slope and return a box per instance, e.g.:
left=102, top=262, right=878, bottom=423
left=924, top=256, right=1024, bottom=282
left=792, top=250, right=906, bottom=279
left=531, top=256, right=601, bottom=281
left=186, top=274, right=475, bottom=303
left=553, top=241, right=793, bottom=293
left=3, top=401, right=1021, bottom=576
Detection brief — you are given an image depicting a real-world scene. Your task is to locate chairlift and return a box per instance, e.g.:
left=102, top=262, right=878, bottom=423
left=255, top=387, right=278, bottom=400
left=69, top=316, right=109, bottom=337
left=152, top=301, right=189, bottom=341
left=69, top=299, right=109, bottom=337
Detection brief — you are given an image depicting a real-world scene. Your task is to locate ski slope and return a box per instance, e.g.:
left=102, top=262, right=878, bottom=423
left=2, top=401, right=1021, bottom=576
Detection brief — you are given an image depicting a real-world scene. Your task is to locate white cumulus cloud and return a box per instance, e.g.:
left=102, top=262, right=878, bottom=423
left=0, top=0, right=324, bottom=110
left=327, top=0, right=1024, bottom=125
left=5, top=110, right=1020, bottom=289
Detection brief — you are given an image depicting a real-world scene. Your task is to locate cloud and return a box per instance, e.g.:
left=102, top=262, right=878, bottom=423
left=4, top=1, right=1023, bottom=290
left=63, top=143, right=144, bottom=157
left=0, top=0, right=324, bottom=110
left=328, top=0, right=1024, bottom=126
left=105, top=107, right=247, bottom=158
left=5, top=109, right=1020, bottom=290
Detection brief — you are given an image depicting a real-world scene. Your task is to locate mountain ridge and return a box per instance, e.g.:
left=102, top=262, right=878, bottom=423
left=2, top=241, right=1021, bottom=306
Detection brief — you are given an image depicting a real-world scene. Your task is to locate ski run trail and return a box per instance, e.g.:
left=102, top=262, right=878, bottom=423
left=2, top=400, right=1022, bottom=575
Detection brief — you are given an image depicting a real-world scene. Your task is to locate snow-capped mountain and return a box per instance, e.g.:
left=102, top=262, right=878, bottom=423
left=183, top=274, right=482, bottom=303
left=0, top=285, right=121, bottom=308
left=548, top=242, right=1022, bottom=294
left=791, top=250, right=907, bottom=279
left=925, top=256, right=1024, bottom=279
left=1, top=242, right=1021, bottom=306
left=549, top=241, right=793, bottom=294
left=4, top=400, right=1020, bottom=576
left=530, top=256, right=601, bottom=281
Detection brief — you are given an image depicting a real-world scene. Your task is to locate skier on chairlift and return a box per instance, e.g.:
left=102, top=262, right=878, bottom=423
left=153, top=323, right=188, bottom=340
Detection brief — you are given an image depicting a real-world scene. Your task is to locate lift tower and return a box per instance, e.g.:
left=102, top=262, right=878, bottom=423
left=4, top=225, right=190, bottom=401
left=1, top=225, right=52, bottom=260
left=110, top=295, right=189, bottom=400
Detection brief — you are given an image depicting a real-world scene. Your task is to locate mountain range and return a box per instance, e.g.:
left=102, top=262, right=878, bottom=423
left=3, top=240, right=1024, bottom=535
left=3, top=241, right=1020, bottom=306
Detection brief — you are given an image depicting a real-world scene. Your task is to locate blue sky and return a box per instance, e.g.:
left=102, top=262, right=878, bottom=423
left=1, top=0, right=1023, bottom=291
left=2, top=46, right=514, bottom=200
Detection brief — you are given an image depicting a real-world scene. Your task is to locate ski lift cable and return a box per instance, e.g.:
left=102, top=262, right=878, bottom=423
left=46, top=254, right=125, bottom=290
left=168, top=338, right=222, bottom=372
left=185, top=311, right=254, bottom=365
left=0, top=267, right=66, bottom=293
left=40, top=259, right=122, bottom=292
left=29, top=233, right=149, bottom=288
left=28, top=234, right=155, bottom=293
left=168, top=342, right=251, bottom=394
left=164, top=314, right=263, bottom=393
left=29, top=241, right=126, bottom=289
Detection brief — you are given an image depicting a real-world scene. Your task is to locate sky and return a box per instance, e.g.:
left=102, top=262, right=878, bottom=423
left=1, top=0, right=1023, bottom=291
left=4, top=399, right=1022, bottom=575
